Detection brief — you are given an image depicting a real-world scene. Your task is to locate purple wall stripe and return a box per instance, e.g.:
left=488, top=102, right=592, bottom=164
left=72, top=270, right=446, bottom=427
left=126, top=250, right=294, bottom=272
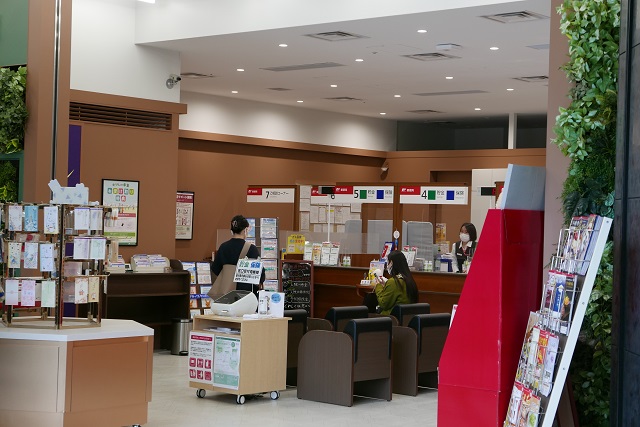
left=68, top=124, right=82, bottom=186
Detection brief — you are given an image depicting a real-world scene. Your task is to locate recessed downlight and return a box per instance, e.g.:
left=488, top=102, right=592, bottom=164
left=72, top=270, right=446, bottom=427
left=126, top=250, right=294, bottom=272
left=231, top=90, right=238, bottom=94
left=380, top=112, right=387, bottom=115
left=355, top=58, right=364, bottom=62
left=417, top=29, right=427, bottom=33
left=278, top=43, right=288, bottom=47
left=507, top=88, right=515, bottom=91
left=394, top=94, right=401, bottom=98
left=490, top=46, right=499, bottom=51
left=474, top=108, right=482, bottom=111
left=445, top=76, right=454, bottom=80
left=330, top=84, right=338, bottom=88
left=236, top=68, right=245, bottom=72
left=297, top=100, right=304, bottom=103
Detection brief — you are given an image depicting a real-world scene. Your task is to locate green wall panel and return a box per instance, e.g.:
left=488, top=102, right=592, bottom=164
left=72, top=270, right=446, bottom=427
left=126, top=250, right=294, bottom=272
left=0, top=0, right=28, bottom=67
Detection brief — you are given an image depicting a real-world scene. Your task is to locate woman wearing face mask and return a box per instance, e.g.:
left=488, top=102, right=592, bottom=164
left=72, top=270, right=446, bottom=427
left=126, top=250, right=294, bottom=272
left=373, top=250, right=418, bottom=315
left=452, top=222, right=478, bottom=273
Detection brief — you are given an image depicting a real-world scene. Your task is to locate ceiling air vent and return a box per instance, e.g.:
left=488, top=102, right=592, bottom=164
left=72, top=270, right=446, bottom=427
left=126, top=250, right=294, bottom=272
left=261, top=62, right=345, bottom=72
left=482, top=11, right=548, bottom=24
left=414, top=90, right=487, bottom=97
left=407, top=109, right=443, bottom=114
left=69, top=102, right=172, bottom=130
left=304, top=31, right=368, bottom=42
left=268, top=87, right=292, bottom=91
left=325, top=96, right=364, bottom=102
left=180, top=72, right=215, bottom=79
left=514, top=75, right=549, bottom=83
left=403, top=52, right=460, bottom=62
left=527, top=44, right=550, bottom=50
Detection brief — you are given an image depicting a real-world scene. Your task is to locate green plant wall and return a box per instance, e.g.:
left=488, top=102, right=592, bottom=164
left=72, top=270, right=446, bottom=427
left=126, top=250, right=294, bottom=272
left=554, top=1, right=619, bottom=426
left=0, top=0, right=28, bottom=67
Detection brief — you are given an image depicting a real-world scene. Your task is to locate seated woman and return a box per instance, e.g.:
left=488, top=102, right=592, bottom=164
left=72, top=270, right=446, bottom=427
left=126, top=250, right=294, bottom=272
left=374, top=250, right=418, bottom=315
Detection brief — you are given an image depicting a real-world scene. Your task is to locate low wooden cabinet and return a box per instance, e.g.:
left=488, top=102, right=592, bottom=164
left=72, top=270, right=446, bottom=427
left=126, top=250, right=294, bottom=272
left=103, top=272, right=190, bottom=349
left=189, top=315, right=289, bottom=403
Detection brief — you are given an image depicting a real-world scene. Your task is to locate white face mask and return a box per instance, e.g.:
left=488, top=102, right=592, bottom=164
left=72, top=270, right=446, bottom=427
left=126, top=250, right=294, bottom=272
left=460, top=233, right=470, bottom=243
left=386, top=264, right=393, bottom=275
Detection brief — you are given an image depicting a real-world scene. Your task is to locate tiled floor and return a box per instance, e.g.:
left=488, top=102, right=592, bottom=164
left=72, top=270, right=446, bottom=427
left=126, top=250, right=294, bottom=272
left=145, top=350, right=438, bottom=427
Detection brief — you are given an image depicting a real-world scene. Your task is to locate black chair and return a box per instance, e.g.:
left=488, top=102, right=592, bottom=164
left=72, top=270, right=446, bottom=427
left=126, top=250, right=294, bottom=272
left=391, top=303, right=431, bottom=326
left=284, top=309, right=308, bottom=386
left=323, top=306, right=369, bottom=331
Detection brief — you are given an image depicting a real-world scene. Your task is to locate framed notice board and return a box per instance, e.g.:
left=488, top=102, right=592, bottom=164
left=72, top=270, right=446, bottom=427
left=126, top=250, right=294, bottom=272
left=280, top=260, right=313, bottom=317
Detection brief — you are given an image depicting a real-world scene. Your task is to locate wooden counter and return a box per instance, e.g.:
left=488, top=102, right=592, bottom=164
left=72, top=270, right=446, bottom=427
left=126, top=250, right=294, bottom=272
left=0, top=319, right=153, bottom=427
left=313, top=266, right=466, bottom=317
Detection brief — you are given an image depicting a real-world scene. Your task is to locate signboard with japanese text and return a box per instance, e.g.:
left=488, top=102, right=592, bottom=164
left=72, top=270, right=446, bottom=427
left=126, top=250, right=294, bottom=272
left=333, top=186, right=394, bottom=204
left=102, top=179, right=139, bottom=245
left=399, top=186, right=468, bottom=205
left=176, top=191, right=194, bottom=240
left=247, top=187, right=295, bottom=203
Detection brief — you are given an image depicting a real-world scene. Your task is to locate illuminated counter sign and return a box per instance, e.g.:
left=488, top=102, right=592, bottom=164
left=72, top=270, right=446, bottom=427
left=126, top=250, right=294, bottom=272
left=247, top=187, right=295, bottom=203
left=333, top=186, right=394, bottom=204
left=399, top=186, right=468, bottom=205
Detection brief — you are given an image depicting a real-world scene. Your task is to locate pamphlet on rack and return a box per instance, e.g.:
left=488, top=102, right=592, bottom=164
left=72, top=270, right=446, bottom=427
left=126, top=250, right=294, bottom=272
left=182, top=262, right=197, bottom=284
left=260, top=218, right=278, bottom=239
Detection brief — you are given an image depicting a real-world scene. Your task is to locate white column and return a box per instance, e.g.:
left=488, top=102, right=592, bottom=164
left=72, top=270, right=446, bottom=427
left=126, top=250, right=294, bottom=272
left=507, top=113, right=517, bottom=149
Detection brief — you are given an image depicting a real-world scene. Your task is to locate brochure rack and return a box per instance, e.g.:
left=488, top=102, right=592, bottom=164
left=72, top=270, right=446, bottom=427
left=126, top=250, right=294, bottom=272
left=502, top=216, right=612, bottom=427
left=438, top=209, right=544, bottom=427
left=1, top=203, right=111, bottom=329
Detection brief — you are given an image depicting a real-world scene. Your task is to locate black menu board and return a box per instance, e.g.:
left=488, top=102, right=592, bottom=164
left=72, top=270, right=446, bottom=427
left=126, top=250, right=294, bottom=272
left=280, top=260, right=313, bottom=316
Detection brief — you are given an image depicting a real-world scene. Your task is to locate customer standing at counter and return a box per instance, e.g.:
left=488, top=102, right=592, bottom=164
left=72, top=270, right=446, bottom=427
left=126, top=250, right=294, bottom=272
left=374, top=250, right=418, bottom=315
left=211, top=215, right=264, bottom=295
left=452, top=222, right=477, bottom=273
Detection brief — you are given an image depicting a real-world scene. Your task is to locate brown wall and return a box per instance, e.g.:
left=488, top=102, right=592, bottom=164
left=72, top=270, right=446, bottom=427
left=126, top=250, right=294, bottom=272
left=69, top=91, right=186, bottom=260
left=175, top=133, right=545, bottom=261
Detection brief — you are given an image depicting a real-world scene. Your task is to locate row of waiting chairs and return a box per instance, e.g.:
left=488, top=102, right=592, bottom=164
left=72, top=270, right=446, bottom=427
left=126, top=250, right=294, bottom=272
left=284, top=303, right=450, bottom=407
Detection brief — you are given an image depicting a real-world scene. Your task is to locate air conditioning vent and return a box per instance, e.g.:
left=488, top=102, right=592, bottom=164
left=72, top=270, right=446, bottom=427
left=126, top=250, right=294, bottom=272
left=304, top=31, right=368, bottom=42
left=414, top=90, right=487, bottom=97
left=261, top=62, right=345, bottom=72
left=526, top=44, right=550, bottom=50
left=514, top=75, right=549, bottom=83
left=407, top=109, right=443, bottom=114
left=180, top=72, right=215, bottom=79
left=268, top=87, right=292, bottom=91
left=403, top=52, right=460, bottom=62
left=325, top=96, right=363, bottom=102
left=69, top=102, right=172, bottom=130
left=482, top=11, right=548, bottom=24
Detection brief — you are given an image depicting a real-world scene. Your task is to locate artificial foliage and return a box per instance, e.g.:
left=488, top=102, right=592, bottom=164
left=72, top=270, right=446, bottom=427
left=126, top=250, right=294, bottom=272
left=554, top=1, right=619, bottom=426
left=0, top=66, right=28, bottom=154
left=0, top=160, right=18, bottom=202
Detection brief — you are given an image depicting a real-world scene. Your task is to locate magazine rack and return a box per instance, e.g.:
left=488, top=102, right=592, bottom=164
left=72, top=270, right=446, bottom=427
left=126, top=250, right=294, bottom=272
left=438, top=208, right=544, bottom=427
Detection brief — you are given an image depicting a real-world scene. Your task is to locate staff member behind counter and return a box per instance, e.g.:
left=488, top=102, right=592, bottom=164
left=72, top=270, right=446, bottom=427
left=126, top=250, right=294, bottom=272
left=451, top=222, right=477, bottom=273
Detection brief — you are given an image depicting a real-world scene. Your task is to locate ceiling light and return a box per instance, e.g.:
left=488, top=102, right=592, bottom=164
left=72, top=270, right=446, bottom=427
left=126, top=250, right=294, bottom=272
left=446, top=76, right=454, bottom=80
left=236, top=68, right=245, bottom=72
left=474, top=108, right=482, bottom=111
left=297, top=100, right=304, bottom=103
left=507, top=88, right=515, bottom=91
left=394, top=95, right=401, bottom=98
left=355, top=58, right=364, bottom=62
left=417, top=29, right=427, bottom=33
left=278, top=43, right=288, bottom=47
left=380, top=113, right=387, bottom=115
left=490, top=46, right=500, bottom=50
left=137, top=0, right=155, bottom=3
left=330, top=84, right=338, bottom=88
left=231, top=90, right=238, bottom=94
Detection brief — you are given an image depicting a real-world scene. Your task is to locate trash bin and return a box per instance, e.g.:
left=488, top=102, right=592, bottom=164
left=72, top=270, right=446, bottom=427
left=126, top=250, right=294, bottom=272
left=171, top=318, right=193, bottom=355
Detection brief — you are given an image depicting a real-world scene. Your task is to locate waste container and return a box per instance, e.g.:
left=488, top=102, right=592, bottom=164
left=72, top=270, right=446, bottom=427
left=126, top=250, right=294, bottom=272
left=171, top=318, right=193, bottom=355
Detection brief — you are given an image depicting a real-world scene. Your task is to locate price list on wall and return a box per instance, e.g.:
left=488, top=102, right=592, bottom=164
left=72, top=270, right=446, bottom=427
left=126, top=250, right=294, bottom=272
left=280, top=260, right=313, bottom=317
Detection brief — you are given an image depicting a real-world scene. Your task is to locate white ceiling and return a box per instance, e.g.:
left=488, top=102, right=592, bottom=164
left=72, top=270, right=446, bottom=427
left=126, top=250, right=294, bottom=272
left=142, top=0, right=551, bottom=123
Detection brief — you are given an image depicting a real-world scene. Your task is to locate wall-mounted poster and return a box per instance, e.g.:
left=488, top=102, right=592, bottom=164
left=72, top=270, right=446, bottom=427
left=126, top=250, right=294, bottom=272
left=176, top=191, right=195, bottom=240
left=102, top=179, right=139, bottom=246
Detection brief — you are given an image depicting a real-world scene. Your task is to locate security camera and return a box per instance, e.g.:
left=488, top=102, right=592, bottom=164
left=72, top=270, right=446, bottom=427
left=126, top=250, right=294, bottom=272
left=166, top=74, right=182, bottom=89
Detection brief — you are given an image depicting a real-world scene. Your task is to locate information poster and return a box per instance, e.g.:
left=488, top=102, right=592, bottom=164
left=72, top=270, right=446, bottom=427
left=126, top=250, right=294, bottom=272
left=213, top=336, right=241, bottom=389
left=399, top=185, right=468, bottom=205
left=233, top=259, right=263, bottom=284
left=102, top=179, right=139, bottom=246
left=176, top=191, right=195, bottom=240
left=188, top=332, right=214, bottom=385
